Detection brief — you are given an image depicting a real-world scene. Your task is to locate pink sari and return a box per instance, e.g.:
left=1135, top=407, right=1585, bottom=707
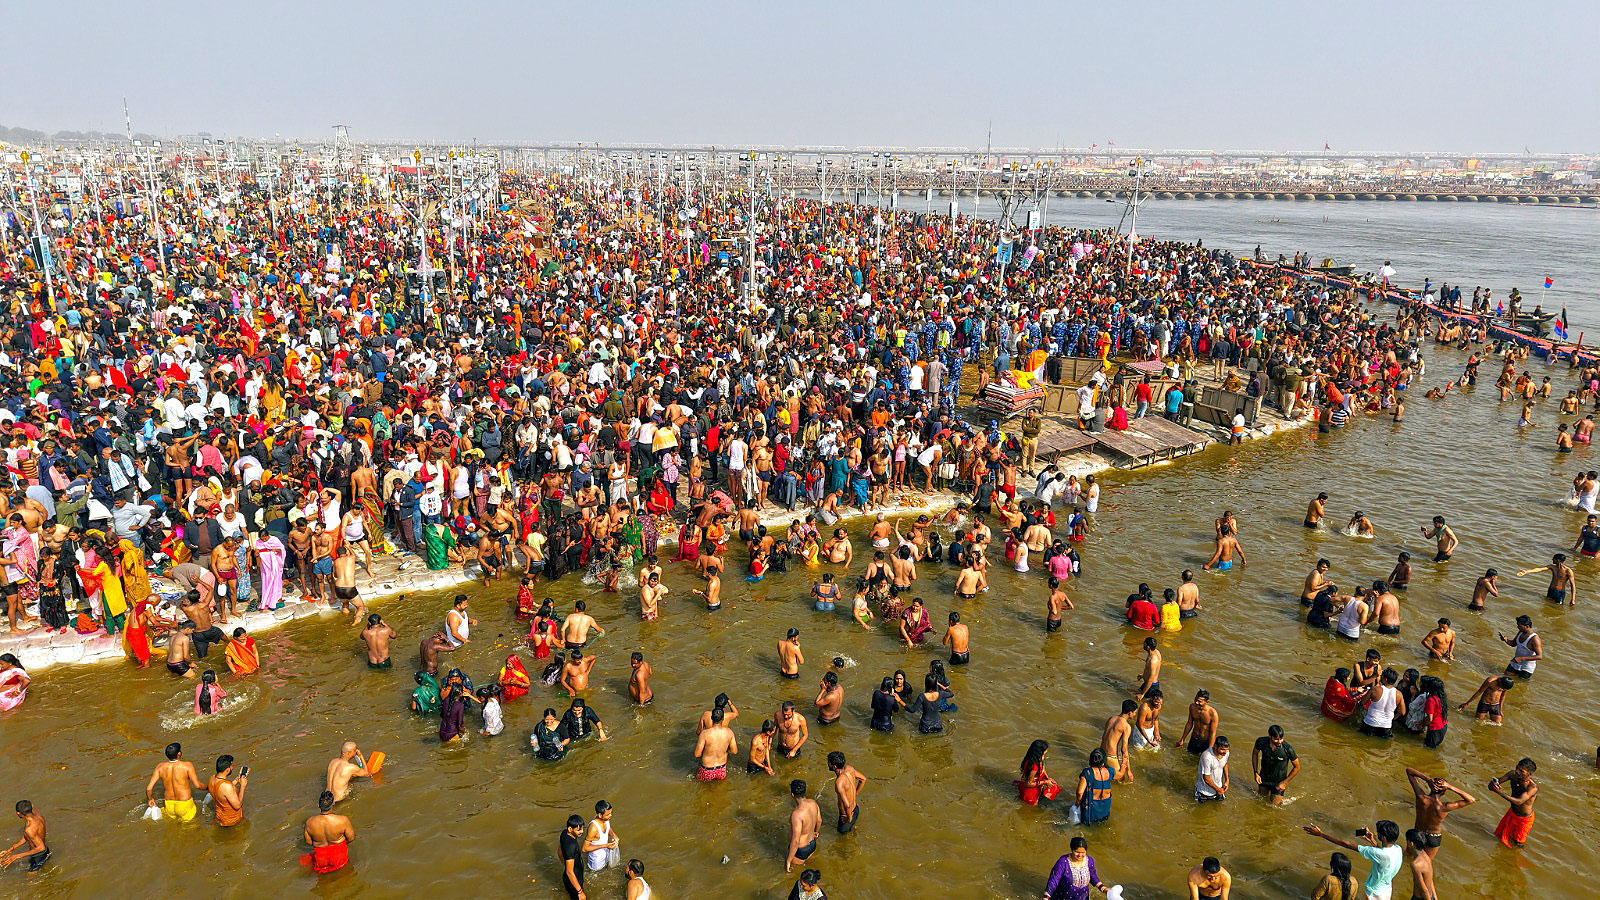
left=254, top=535, right=286, bottom=610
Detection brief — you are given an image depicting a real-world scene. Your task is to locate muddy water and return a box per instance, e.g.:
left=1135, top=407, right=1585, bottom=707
left=6, top=344, right=1600, bottom=899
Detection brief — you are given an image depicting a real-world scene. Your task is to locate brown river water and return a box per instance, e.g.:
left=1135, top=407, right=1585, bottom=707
left=5, top=335, right=1599, bottom=899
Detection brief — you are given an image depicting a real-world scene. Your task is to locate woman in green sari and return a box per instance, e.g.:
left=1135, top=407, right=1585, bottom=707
left=619, top=511, right=644, bottom=566
left=424, top=522, right=458, bottom=570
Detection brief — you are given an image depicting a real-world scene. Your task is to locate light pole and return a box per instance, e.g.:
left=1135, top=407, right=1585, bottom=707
left=1125, top=157, right=1146, bottom=277
left=135, top=139, right=168, bottom=278
left=19, top=151, right=55, bottom=309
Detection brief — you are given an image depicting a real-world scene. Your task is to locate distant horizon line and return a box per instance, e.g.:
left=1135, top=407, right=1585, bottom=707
left=0, top=123, right=1593, bottom=160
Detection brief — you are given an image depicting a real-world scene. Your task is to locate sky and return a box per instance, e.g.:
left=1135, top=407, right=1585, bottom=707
left=5, top=0, right=1597, bottom=153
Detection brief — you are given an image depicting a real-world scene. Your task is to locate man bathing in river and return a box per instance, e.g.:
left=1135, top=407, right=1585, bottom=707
left=360, top=614, right=397, bottom=668
left=145, top=742, right=205, bottom=822
left=693, top=706, right=738, bottom=781
left=1516, top=554, right=1576, bottom=607
left=1421, top=516, right=1458, bottom=562
left=785, top=779, right=821, bottom=873
left=326, top=742, right=373, bottom=803
left=828, top=752, right=866, bottom=834
left=1203, top=525, right=1245, bottom=571
left=775, top=700, right=810, bottom=759
left=1405, top=766, right=1476, bottom=858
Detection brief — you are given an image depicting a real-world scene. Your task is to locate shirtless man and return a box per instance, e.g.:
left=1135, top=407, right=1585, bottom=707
left=692, top=565, right=722, bottom=611
left=1301, top=559, right=1335, bottom=604
left=778, top=628, right=805, bottom=679
left=360, top=614, right=397, bottom=668
left=815, top=671, right=843, bottom=725
left=1203, top=525, right=1245, bottom=571
left=785, top=779, right=821, bottom=873
left=288, top=518, right=315, bottom=598
left=1487, top=759, right=1539, bottom=848
left=1045, top=576, right=1073, bottom=631
left=1299, top=490, right=1324, bottom=525
left=561, top=648, right=598, bottom=695
left=942, top=611, right=969, bottom=665
left=1469, top=568, right=1500, bottom=610
left=1176, top=569, right=1201, bottom=617
left=310, top=524, right=336, bottom=603
left=1458, top=674, right=1515, bottom=723
left=145, top=742, right=205, bottom=822
left=325, top=742, right=372, bottom=803
left=1135, top=637, right=1162, bottom=699
left=774, top=701, right=809, bottom=759
left=1388, top=552, right=1413, bottom=591
left=828, top=752, right=867, bottom=834
left=1023, top=519, right=1052, bottom=554
left=628, top=652, right=653, bottom=705
left=889, top=545, right=917, bottom=590
left=561, top=600, right=605, bottom=650
left=1346, top=510, right=1375, bottom=537
left=1132, top=691, right=1164, bottom=750
left=1186, top=857, right=1231, bottom=900
left=1404, top=766, right=1476, bottom=858
left=1102, top=700, right=1137, bottom=784
left=166, top=622, right=198, bottom=677
left=419, top=630, right=457, bottom=675
left=1517, top=553, right=1576, bottom=607
left=1421, top=619, right=1456, bottom=661
left=1372, top=581, right=1401, bottom=634
left=639, top=573, right=669, bottom=621
left=1421, top=516, right=1458, bottom=562
left=332, top=545, right=366, bottom=625
left=693, top=707, right=738, bottom=782
left=748, top=720, right=777, bottom=776
left=303, top=791, right=356, bottom=874
left=0, top=800, right=48, bottom=872
left=698, top=694, right=738, bottom=733
left=1178, top=690, right=1221, bottom=755
left=953, top=560, right=983, bottom=600
left=822, top=529, right=853, bottom=566
left=209, top=536, right=242, bottom=622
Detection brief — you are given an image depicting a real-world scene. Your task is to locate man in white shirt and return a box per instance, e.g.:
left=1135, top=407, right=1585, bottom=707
left=1195, top=736, right=1230, bottom=802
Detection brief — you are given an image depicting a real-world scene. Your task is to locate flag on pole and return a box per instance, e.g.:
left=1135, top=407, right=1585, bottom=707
left=1555, top=307, right=1569, bottom=340
left=1496, top=302, right=1504, bottom=316
left=1544, top=276, right=1554, bottom=289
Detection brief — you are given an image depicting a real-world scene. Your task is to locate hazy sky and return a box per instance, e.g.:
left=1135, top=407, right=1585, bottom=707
left=7, top=1, right=1597, bottom=152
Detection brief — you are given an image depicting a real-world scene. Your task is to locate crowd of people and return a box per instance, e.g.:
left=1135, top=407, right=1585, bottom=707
left=0, top=159, right=1578, bottom=895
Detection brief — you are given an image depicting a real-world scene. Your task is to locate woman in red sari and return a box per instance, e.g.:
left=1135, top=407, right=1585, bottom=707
left=123, top=597, right=158, bottom=668
left=673, top=521, right=701, bottom=563
left=497, top=654, right=531, bottom=701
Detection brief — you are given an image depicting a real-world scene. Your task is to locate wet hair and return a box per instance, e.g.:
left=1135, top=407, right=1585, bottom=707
left=1121, top=699, right=1137, bottom=714
left=1398, top=552, right=1410, bottom=561
left=1516, top=758, right=1537, bottom=773
left=948, top=611, right=960, bottom=624
left=575, top=600, right=587, bottom=612
left=1496, top=676, right=1515, bottom=690
left=15, top=800, right=31, bottom=815
left=1267, top=724, right=1284, bottom=739
left=1143, top=636, right=1157, bottom=650
left=1516, top=614, right=1533, bottom=628
left=1328, top=853, right=1353, bottom=900
left=453, top=594, right=468, bottom=607
left=827, top=751, right=846, bottom=769
left=787, top=627, right=800, bottom=639
left=1405, top=828, right=1428, bottom=850
left=1088, top=748, right=1107, bottom=767
left=761, top=719, right=776, bottom=734
left=216, top=755, right=234, bottom=772
left=1380, top=669, right=1399, bottom=685
left=1202, top=857, right=1221, bottom=874
left=822, top=671, right=837, bottom=686
left=799, top=869, right=821, bottom=887
left=879, top=677, right=894, bottom=692
left=165, top=742, right=182, bottom=760
left=714, top=693, right=731, bottom=710
left=543, top=707, right=558, bottom=719
left=595, top=800, right=611, bottom=814
left=790, top=779, right=807, bottom=797
left=368, top=613, right=382, bottom=626
left=319, top=791, right=335, bottom=812
left=627, top=859, right=644, bottom=876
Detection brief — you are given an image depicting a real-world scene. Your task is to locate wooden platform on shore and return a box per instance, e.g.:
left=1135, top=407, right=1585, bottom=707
left=1036, top=429, right=1100, bottom=461
left=1093, top=416, right=1213, bottom=468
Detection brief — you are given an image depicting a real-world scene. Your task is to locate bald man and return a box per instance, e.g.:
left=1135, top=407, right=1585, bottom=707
left=325, top=742, right=372, bottom=803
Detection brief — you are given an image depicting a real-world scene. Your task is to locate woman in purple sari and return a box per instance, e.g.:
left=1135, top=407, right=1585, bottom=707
left=1043, top=836, right=1108, bottom=900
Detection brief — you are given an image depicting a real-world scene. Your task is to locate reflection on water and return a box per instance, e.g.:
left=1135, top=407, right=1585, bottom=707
left=6, top=334, right=1600, bottom=897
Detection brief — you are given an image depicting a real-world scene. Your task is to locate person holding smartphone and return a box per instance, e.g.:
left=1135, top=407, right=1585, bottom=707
left=208, top=755, right=247, bottom=827
left=1303, top=820, right=1403, bottom=900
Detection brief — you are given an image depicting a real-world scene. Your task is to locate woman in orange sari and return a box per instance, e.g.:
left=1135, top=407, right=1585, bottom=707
left=496, top=654, right=530, bottom=701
